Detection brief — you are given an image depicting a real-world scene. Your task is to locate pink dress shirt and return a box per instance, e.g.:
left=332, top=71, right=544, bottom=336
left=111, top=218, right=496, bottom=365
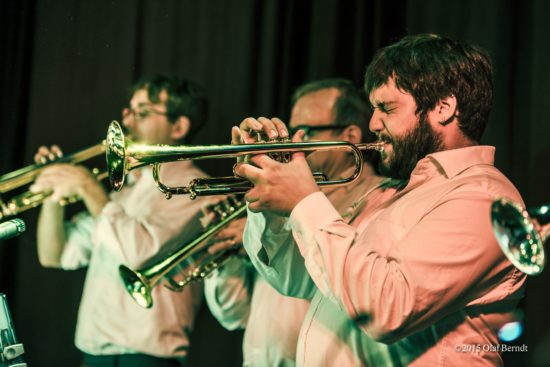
left=244, top=146, right=526, bottom=366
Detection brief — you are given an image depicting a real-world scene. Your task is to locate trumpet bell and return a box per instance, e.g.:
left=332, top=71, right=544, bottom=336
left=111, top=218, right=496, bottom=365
left=491, top=198, right=546, bottom=275
left=119, top=265, right=153, bottom=308
left=106, top=120, right=128, bottom=192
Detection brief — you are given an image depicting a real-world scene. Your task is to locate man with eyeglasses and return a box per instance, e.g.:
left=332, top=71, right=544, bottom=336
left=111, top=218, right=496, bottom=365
left=203, top=79, right=393, bottom=366
left=31, top=75, right=208, bottom=367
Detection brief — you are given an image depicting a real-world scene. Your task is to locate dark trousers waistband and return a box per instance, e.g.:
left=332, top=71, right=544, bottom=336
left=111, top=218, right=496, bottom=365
left=82, top=352, right=186, bottom=367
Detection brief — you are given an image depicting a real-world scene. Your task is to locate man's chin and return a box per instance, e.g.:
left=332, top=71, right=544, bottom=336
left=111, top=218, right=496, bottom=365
left=378, top=161, right=392, bottom=177
left=380, top=150, right=393, bottom=167
left=378, top=158, right=406, bottom=180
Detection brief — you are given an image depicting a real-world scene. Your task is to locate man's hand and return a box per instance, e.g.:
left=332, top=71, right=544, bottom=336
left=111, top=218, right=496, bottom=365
left=207, top=217, right=247, bottom=255
left=200, top=197, right=247, bottom=255
left=34, top=145, right=63, bottom=164
left=232, top=117, right=289, bottom=145
left=30, top=145, right=108, bottom=216
left=231, top=118, right=319, bottom=215
left=30, top=163, right=98, bottom=203
left=31, top=145, right=99, bottom=202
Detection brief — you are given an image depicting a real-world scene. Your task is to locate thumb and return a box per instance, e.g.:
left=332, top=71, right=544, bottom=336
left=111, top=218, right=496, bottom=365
left=291, top=129, right=306, bottom=160
left=291, top=129, right=305, bottom=143
left=231, top=126, right=243, bottom=145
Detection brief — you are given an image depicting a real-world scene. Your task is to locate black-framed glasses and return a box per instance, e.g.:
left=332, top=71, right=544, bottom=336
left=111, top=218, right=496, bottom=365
left=288, top=124, right=350, bottom=141
left=124, top=106, right=168, bottom=122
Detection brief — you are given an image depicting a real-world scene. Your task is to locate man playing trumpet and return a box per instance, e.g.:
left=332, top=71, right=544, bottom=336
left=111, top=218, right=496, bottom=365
left=203, top=79, right=396, bottom=366
left=235, top=34, right=526, bottom=366
left=31, top=75, right=208, bottom=367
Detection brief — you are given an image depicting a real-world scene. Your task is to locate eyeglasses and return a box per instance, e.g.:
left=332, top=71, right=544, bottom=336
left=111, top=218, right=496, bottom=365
left=124, top=106, right=168, bottom=122
left=288, top=124, right=350, bottom=141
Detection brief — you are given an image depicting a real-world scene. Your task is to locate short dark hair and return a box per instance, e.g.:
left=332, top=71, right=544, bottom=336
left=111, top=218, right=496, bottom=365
left=131, top=75, right=208, bottom=143
left=291, top=78, right=378, bottom=166
left=291, top=78, right=372, bottom=132
left=364, top=34, right=493, bottom=142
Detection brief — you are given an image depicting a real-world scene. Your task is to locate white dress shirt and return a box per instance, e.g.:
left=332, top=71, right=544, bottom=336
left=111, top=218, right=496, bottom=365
left=61, top=161, right=207, bottom=358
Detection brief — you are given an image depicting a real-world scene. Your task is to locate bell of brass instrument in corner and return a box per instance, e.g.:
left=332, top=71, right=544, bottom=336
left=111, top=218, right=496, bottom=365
left=119, top=195, right=247, bottom=308
left=491, top=197, right=548, bottom=275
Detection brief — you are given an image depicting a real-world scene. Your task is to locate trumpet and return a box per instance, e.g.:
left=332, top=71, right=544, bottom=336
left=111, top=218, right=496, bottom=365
left=491, top=197, right=548, bottom=275
left=0, top=142, right=107, bottom=220
left=106, top=120, right=384, bottom=199
left=119, top=196, right=246, bottom=308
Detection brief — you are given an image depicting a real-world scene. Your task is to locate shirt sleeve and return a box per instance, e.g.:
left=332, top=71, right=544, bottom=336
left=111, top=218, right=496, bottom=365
left=242, top=208, right=316, bottom=300
left=290, top=190, right=526, bottom=344
left=204, top=257, right=254, bottom=330
left=60, top=211, right=95, bottom=270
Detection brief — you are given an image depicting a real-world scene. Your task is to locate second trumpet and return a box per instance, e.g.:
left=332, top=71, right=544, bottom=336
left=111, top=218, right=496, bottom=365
left=119, top=195, right=247, bottom=308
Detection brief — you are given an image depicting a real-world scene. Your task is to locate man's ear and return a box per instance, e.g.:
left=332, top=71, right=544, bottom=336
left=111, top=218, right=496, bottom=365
left=428, top=95, right=458, bottom=127
left=340, top=124, right=362, bottom=144
left=170, top=116, right=191, bottom=141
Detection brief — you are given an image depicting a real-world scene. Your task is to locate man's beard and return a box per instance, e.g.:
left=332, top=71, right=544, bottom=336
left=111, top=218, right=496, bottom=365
left=378, top=116, right=444, bottom=180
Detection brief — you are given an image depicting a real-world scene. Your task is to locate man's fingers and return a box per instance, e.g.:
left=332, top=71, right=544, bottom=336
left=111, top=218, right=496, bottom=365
left=51, top=145, right=63, bottom=158
left=249, top=154, right=277, bottom=169
left=239, top=117, right=264, bottom=131
left=271, top=118, right=289, bottom=138
left=291, top=129, right=305, bottom=142
left=233, top=162, right=262, bottom=182
left=35, top=145, right=64, bottom=163
left=231, top=126, right=243, bottom=145
left=290, top=130, right=306, bottom=159
left=215, top=226, right=241, bottom=241
left=236, top=117, right=289, bottom=145
left=29, top=183, right=43, bottom=193
left=238, top=117, right=264, bottom=144
left=257, top=117, right=280, bottom=140
left=247, top=200, right=262, bottom=213
left=207, top=239, right=237, bottom=255
left=35, top=146, right=51, bottom=163
left=243, top=184, right=260, bottom=205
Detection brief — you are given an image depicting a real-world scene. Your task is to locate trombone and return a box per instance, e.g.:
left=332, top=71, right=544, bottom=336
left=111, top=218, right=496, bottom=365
left=0, top=142, right=106, bottom=220
left=491, top=197, right=548, bottom=275
left=119, top=195, right=246, bottom=308
left=106, top=120, right=384, bottom=199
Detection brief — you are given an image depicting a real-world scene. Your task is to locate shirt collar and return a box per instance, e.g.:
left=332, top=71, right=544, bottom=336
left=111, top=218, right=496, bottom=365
left=422, top=145, right=495, bottom=179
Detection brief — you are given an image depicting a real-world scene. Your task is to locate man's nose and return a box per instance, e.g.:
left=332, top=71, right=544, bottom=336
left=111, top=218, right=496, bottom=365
left=122, top=108, right=134, bottom=128
left=369, top=110, right=383, bottom=133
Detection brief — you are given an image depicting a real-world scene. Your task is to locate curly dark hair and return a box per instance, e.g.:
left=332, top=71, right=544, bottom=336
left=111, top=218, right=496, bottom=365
left=364, top=34, right=493, bottom=142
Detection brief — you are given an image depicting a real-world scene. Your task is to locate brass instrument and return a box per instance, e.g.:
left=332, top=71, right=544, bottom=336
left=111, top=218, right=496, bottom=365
left=119, top=196, right=246, bottom=308
left=0, top=142, right=107, bottom=220
left=106, top=120, right=384, bottom=199
left=491, top=197, right=549, bottom=275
